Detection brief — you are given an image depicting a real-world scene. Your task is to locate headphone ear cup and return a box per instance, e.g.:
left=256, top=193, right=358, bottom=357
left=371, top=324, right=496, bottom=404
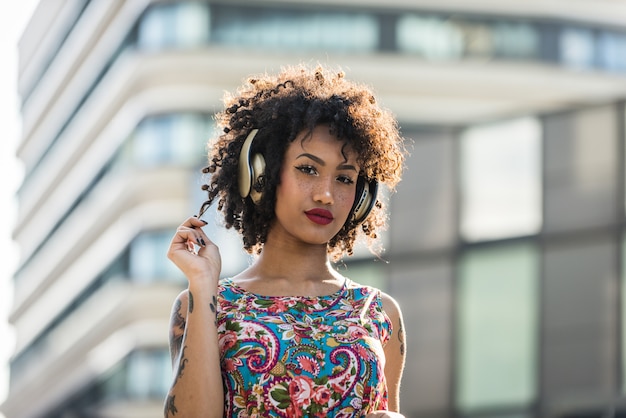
left=238, top=129, right=265, bottom=205
left=249, top=153, right=265, bottom=204
left=350, top=177, right=378, bottom=225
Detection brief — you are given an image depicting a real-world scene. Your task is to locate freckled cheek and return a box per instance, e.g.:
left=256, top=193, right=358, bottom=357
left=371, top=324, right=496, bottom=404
left=280, top=173, right=309, bottom=196
left=336, top=188, right=356, bottom=212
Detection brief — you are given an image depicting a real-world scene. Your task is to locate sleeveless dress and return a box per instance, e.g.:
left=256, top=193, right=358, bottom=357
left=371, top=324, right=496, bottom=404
left=216, top=278, right=392, bottom=418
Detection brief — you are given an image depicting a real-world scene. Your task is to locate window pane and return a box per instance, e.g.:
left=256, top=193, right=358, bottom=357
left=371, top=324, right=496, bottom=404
left=560, top=27, right=595, bottom=69
left=175, top=2, right=210, bottom=47
left=391, top=259, right=453, bottom=416
left=397, top=15, right=464, bottom=59
left=130, top=231, right=182, bottom=282
left=127, top=349, right=170, bottom=399
left=599, top=31, right=626, bottom=72
left=131, top=113, right=211, bottom=167
left=460, top=117, right=542, bottom=241
left=544, top=106, right=618, bottom=232
left=456, top=243, right=538, bottom=411
left=138, top=2, right=209, bottom=50
left=134, top=115, right=170, bottom=164
left=492, top=22, right=540, bottom=59
left=338, top=261, right=385, bottom=290
left=391, top=130, right=456, bottom=252
left=212, top=7, right=378, bottom=52
left=543, top=236, right=617, bottom=401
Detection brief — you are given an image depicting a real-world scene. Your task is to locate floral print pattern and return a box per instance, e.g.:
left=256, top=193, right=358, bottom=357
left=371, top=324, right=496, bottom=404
left=217, top=278, right=392, bottom=417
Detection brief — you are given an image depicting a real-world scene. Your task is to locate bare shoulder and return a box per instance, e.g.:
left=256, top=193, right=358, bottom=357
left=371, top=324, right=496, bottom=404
left=379, top=290, right=402, bottom=323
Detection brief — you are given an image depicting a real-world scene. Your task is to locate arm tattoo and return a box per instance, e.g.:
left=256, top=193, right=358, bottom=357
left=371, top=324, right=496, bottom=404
left=210, top=294, right=218, bottom=326
left=188, top=291, right=194, bottom=313
left=164, top=394, right=178, bottom=417
left=173, top=345, right=189, bottom=386
left=398, top=317, right=405, bottom=356
left=170, top=299, right=186, bottom=362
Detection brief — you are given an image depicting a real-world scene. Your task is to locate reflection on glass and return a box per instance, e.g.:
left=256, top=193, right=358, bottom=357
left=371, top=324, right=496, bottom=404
left=560, top=27, right=595, bottom=69
left=599, top=31, right=626, bottom=72
left=130, top=231, right=183, bottom=282
left=457, top=243, right=538, bottom=412
left=460, top=117, right=542, bottom=241
left=138, top=2, right=210, bottom=50
left=123, top=113, right=211, bottom=167
left=212, top=8, right=378, bottom=52
left=398, top=15, right=540, bottom=61
left=127, top=349, right=170, bottom=399
left=397, top=15, right=464, bottom=59
left=492, top=22, right=539, bottom=59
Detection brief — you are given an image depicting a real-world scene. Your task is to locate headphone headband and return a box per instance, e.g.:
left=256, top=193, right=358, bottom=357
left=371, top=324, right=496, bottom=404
left=238, top=129, right=259, bottom=198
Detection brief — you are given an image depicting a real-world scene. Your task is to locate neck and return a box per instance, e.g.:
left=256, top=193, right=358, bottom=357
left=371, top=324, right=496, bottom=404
left=235, top=229, right=345, bottom=297
left=256, top=235, right=334, bottom=282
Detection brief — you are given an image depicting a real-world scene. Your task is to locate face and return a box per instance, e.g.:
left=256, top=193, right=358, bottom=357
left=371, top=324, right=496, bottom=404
left=272, top=125, right=359, bottom=246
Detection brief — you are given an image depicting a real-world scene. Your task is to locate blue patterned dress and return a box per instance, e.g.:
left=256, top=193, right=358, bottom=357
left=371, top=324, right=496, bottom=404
left=216, top=278, right=392, bottom=417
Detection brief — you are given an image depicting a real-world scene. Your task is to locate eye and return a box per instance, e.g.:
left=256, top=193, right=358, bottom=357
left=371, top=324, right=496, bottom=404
left=337, top=175, right=355, bottom=185
left=296, top=165, right=317, bottom=175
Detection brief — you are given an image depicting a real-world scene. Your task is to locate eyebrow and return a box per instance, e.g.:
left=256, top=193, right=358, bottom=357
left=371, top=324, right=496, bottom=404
left=296, top=153, right=357, bottom=172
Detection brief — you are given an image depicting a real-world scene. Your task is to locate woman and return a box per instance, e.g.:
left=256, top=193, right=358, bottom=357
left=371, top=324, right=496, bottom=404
left=164, top=64, right=407, bottom=417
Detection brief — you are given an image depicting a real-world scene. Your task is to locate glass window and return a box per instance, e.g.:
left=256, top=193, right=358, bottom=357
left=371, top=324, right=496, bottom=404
left=138, top=2, right=210, bottom=50
left=130, top=230, right=183, bottom=282
left=560, top=27, right=595, bottom=69
left=456, top=242, right=538, bottom=412
left=391, top=259, right=453, bottom=416
left=543, top=236, right=617, bottom=400
left=337, top=260, right=385, bottom=289
left=390, top=131, right=456, bottom=252
left=460, top=117, right=542, bottom=241
left=126, top=113, right=212, bottom=167
left=127, top=349, right=170, bottom=399
left=599, top=31, right=626, bottom=72
left=492, top=22, right=540, bottom=59
left=452, top=20, right=493, bottom=58
left=544, top=106, right=618, bottom=232
left=211, top=7, right=378, bottom=52
left=397, top=15, right=464, bottom=59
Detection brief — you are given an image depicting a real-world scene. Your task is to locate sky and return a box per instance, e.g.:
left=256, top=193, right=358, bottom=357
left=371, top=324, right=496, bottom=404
left=0, top=0, right=39, bottom=412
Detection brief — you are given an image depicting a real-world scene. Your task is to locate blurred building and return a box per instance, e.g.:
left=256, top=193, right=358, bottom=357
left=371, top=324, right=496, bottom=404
left=2, top=0, right=626, bottom=417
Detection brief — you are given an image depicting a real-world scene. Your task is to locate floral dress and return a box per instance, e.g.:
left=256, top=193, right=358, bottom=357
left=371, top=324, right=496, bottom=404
left=216, top=278, right=392, bottom=417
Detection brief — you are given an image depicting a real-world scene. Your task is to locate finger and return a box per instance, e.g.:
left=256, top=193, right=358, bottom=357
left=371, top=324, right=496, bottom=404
left=171, top=226, right=206, bottom=249
left=184, top=215, right=209, bottom=228
left=185, top=217, right=213, bottom=245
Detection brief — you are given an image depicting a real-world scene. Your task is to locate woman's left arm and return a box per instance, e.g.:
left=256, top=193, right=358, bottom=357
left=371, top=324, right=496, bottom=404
left=381, top=291, right=407, bottom=412
left=366, top=292, right=407, bottom=418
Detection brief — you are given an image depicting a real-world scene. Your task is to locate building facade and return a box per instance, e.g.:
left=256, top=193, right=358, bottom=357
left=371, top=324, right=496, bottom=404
left=3, top=0, right=626, bottom=417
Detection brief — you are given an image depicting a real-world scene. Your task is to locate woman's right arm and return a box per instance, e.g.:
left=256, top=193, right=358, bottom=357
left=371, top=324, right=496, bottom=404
left=163, top=216, right=224, bottom=418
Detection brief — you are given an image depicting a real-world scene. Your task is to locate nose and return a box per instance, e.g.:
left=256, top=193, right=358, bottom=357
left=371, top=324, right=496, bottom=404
left=313, top=177, right=334, bottom=205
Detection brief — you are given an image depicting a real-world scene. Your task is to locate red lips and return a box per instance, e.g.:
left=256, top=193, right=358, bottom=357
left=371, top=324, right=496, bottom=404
left=304, top=208, right=334, bottom=225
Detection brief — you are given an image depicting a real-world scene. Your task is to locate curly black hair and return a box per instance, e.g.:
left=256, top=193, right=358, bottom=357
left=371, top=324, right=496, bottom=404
left=198, top=64, right=406, bottom=260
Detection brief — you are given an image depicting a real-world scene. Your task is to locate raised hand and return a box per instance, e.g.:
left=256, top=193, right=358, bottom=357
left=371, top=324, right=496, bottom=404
left=167, top=216, right=222, bottom=284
